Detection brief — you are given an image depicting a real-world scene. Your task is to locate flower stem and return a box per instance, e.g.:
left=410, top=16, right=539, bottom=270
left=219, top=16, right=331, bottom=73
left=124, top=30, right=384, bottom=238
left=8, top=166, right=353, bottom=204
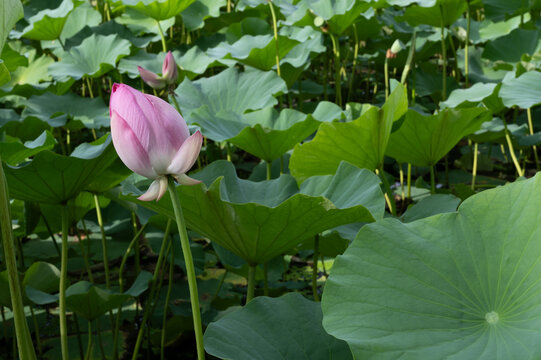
left=439, top=5, right=447, bottom=101
left=169, top=93, right=183, bottom=117
left=407, top=163, right=412, bottom=199
left=93, top=194, right=110, bottom=289
left=0, top=157, right=36, bottom=360
left=268, top=0, right=281, bottom=77
left=266, top=161, right=272, bottom=180
left=527, top=108, right=540, bottom=170
left=60, top=205, right=70, bottom=360
left=156, top=19, right=167, bottom=52
left=329, top=33, right=342, bottom=107
left=465, top=0, right=470, bottom=87
left=167, top=177, right=205, bottom=360
left=471, top=142, right=478, bottom=190
left=312, top=235, right=320, bottom=302
left=246, top=264, right=256, bottom=303
left=161, top=243, right=175, bottom=360
left=378, top=167, right=396, bottom=216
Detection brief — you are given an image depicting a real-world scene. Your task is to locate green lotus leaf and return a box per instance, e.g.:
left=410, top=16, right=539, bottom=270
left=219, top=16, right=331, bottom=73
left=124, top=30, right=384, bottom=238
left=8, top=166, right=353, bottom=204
left=23, top=92, right=109, bottom=128
left=401, top=0, right=467, bottom=28
left=15, top=0, right=82, bottom=41
left=65, top=281, right=130, bottom=321
left=22, top=261, right=60, bottom=305
left=208, top=34, right=300, bottom=70
left=115, top=8, right=176, bottom=36
left=122, top=160, right=383, bottom=264
left=1, top=43, right=28, bottom=72
left=385, top=108, right=488, bottom=167
left=499, top=71, right=541, bottom=109
left=311, top=0, right=373, bottom=35
left=279, top=26, right=325, bottom=68
left=483, top=0, right=526, bottom=21
left=205, top=293, right=353, bottom=360
left=322, top=173, right=541, bottom=359
left=457, top=46, right=507, bottom=84
left=3, top=135, right=117, bottom=204
left=469, top=118, right=528, bottom=145
left=0, top=261, right=60, bottom=308
left=190, top=105, right=321, bottom=161
left=122, top=0, right=195, bottom=20
left=401, top=194, right=461, bottom=222
left=64, top=20, right=153, bottom=50
left=48, top=34, right=131, bottom=80
left=176, top=67, right=287, bottom=122
left=0, top=130, right=56, bottom=165
left=478, top=14, right=525, bottom=42
left=57, top=2, right=101, bottom=42
left=290, top=83, right=408, bottom=183
left=482, top=28, right=541, bottom=63
left=2, top=49, right=54, bottom=90
left=181, top=0, right=226, bottom=31
left=0, top=0, right=23, bottom=53
left=441, top=83, right=497, bottom=108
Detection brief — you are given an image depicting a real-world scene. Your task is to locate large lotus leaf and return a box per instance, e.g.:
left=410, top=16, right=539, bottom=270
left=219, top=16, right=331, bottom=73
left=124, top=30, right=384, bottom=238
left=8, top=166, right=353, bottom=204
left=56, top=2, right=101, bottom=43
left=457, top=47, right=507, bottom=84
left=122, top=160, right=382, bottom=264
left=289, top=84, right=408, bottom=183
left=208, top=35, right=300, bottom=71
left=482, top=29, right=541, bottom=63
left=0, top=0, right=23, bottom=53
left=205, top=293, right=353, bottom=360
left=0, top=131, right=56, bottom=165
left=122, top=0, right=195, bottom=20
left=115, top=8, right=175, bottom=36
left=191, top=106, right=319, bottom=161
left=14, top=0, right=81, bottom=40
left=310, top=0, right=372, bottom=35
left=401, top=0, right=466, bottom=27
left=499, top=71, right=541, bottom=109
left=279, top=26, right=325, bottom=69
left=0, top=261, right=60, bottom=308
left=469, top=117, right=528, bottom=144
left=2, top=50, right=54, bottom=89
left=484, top=0, right=526, bottom=21
left=64, top=20, right=153, bottom=50
left=22, top=92, right=109, bottom=128
left=401, top=194, right=461, bottom=222
left=22, top=261, right=60, bottom=304
left=65, top=281, right=130, bottom=321
left=181, top=0, right=226, bottom=31
left=3, top=135, right=116, bottom=204
left=322, top=173, right=541, bottom=359
left=48, top=34, right=131, bottom=80
left=385, top=108, right=488, bottom=167
left=441, top=83, right=497, bottom=109
left=176, top=67, right=287, bottom=122
left=478, top=15, right=525, bottom=42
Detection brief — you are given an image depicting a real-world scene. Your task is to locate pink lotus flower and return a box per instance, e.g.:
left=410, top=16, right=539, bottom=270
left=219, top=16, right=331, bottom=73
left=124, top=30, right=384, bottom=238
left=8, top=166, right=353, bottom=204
left=109, top=83, right=202, bottom=201
left=138, top=51, right=178, bottom=90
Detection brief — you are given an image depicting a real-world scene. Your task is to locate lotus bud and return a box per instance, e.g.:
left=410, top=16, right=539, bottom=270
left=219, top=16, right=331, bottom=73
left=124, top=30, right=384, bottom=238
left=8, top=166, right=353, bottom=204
left=162, top=51, right=178, bottom=85
left=109, top=83, right=202, bottom=201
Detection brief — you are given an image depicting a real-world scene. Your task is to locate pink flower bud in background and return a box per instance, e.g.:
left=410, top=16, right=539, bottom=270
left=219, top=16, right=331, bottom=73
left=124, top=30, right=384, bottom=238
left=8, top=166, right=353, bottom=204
left=109, top=83, right=202, bottom=201
left=137, top=51, right=178, bottom=89
left=162, top=51, right=178, bottom=85
left=137, top=66, right=167, bottom=89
